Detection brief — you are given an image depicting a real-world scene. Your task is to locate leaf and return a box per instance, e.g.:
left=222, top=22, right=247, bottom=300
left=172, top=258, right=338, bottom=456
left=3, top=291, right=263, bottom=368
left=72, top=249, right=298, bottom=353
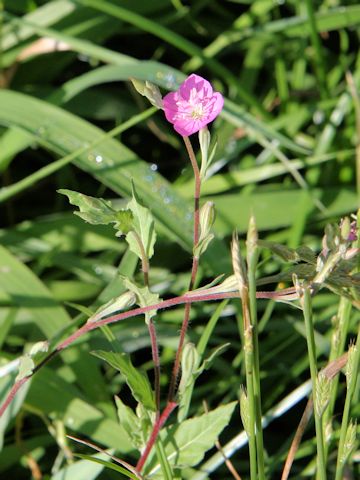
left=296, top=245, right=317, bottom=264
left=58, top=189, right=134, bottom=234
left=196, top=343, right=230, bottom=375
left=73, top=454, right=138, bottom=479
left=123, top=277, right=160, bottom=324
left=51, top=452, right=110, bottom=480
left=115, top=396, right=145, bottom=451
left=126, top=183, right=156, bottom=260
left=91, top=350, right=155, bottom=411
left=25, top=367, right=132, bottom=452
left=0, top=375, right=30, bottom=450
left=258, top=240, right=298, bottom=262
left=146, top=402, right=237, bottom=476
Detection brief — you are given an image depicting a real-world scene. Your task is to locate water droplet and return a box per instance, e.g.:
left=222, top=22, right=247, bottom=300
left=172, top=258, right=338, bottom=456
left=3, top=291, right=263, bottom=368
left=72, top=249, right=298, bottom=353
left=36, top=126, right=47, bottom=136
left=150, top=163, right=158, bottom=171
left=164, top=196, right=172, bottom=204
left=225, top=139, right=236, bottom=154
left=94, top=266, right=103, bottom=274
left=78, top=53, right=90, bottom=63
left=185, top=212, right=193, bottom=221
left=95, top=155, right=103, bottom=164
left=145, top=174, right=154, bottom=182
left=0, top=266, right=10, bottom=273
left=313, top=110, right=325, bottom=125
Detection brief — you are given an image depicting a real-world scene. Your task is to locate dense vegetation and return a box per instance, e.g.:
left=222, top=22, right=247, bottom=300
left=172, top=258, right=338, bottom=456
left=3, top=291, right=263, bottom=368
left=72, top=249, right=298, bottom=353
left=0, top=1, right=359, bottom=479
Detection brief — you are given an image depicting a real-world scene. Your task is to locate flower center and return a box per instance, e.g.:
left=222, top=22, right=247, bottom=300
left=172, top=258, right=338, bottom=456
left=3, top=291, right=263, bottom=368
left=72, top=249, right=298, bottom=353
left=190, top=103, right=204, bottom=120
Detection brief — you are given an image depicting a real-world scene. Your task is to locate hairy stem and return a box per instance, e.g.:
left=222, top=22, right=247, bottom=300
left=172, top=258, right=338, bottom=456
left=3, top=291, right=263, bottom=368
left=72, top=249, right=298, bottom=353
left=0, top=288, right=297, bottom=420
left=136, top=401, right=177, bottom=472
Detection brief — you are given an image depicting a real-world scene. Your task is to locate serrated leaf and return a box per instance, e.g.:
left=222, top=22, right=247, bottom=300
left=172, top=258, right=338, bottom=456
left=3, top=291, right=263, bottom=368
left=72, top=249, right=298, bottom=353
left=146, top=402, right=237, bottom=476
left=92, top=350, right=155, bottom=411
left=115, top=396, right=144, bottom=451
left=123, top=277, right=160, bottom=324
left=58, top=189, right=133, bottom=235
left=59, top=189, right=116, bottom=224
left=126, top=184, right=156, bottom=260
left=16, top=355, right=35, bottom=381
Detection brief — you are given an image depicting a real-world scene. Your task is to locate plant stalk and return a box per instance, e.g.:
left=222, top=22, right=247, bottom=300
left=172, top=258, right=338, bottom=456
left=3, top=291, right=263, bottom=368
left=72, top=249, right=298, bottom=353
left=334, top=325, right=360, bottom=480
left=300, top=285, right=327, bottom=480
left=167, top=135, right=201, bottom=402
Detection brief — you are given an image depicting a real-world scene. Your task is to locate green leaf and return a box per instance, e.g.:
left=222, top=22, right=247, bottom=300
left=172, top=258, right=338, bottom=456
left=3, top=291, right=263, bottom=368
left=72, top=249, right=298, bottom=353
left=58, top=189, right=134, bottom=234
left=92, top=350, right=156, bottom=411
left=16, top=356, right=35, bottom=381
left=0, top=375, right=30, bottom=450
left=126, top=183, right=156, bottom=260
left=146, top=402, right=237, bottom=476
left=115, top=396, right=146, bottom=451
left=196, top=343, right=230, bottom=375
left=258, top=240, right=299, bottom=262
left=26, top=367, right=132, bottom=452
left=73, top=454, right=138, bottom=479
left=123, top=277, right=160, bottom=324
left=51, top=452, right=110, bottom=480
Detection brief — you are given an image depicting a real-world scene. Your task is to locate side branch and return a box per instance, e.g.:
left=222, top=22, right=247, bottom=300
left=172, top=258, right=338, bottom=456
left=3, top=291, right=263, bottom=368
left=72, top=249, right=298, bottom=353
left=0, top=287, right=297, bottom=419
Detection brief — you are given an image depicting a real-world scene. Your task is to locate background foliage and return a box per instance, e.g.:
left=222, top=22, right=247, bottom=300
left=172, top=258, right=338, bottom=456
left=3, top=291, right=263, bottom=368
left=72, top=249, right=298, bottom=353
left=0, top=0, right=359, bottom=479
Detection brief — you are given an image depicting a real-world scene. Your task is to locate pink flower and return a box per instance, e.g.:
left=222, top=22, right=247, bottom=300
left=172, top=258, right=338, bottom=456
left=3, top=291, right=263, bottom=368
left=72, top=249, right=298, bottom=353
left=163, top=74, right=224, bottom=136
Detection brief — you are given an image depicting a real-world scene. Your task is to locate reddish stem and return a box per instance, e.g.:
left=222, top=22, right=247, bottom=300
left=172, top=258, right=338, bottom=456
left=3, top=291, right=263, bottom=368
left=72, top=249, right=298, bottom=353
left=168, top=136, right=201, bottom=401
left=136, top=401, right=177, bottom=472
left=0, top=377, right=28, bottom=418
left=148, top=319, right=161, bottom=417
left=134, top=230, right=161, bottom=418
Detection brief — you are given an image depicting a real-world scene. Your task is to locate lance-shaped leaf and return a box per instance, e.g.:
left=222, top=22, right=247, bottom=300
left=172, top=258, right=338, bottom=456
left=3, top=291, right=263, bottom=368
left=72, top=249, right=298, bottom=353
left=92, top=350, right=155, bottom=411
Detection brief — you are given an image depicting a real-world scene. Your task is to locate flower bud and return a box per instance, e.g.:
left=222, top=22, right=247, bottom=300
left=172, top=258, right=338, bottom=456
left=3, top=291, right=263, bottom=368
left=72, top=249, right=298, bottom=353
left=89, top=291, right=136, bottom=322
left=194, top=201, right=216, bottom=258
left=178, top=343, right=200, bottom=395
left=130, top=78, right=163, bottom=109
left=240, top=386, right=251, bottom=438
